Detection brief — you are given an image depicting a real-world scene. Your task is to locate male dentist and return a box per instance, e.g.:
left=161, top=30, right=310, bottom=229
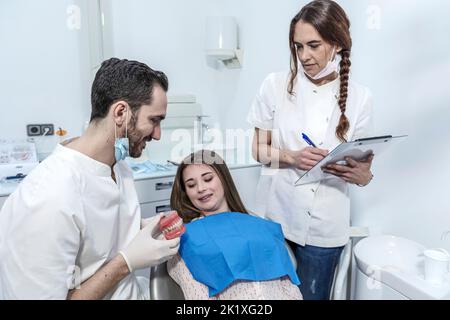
left=0, top=58, right=179, bottom=299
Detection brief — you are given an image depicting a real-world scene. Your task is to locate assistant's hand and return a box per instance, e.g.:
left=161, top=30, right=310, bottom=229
left=119, top=214, right=180, bottom=272
left=290, top=147, right=329, bottom=171
left=322, top=154, right=374, bottom=186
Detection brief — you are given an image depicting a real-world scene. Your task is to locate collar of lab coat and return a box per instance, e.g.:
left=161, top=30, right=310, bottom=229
left=53, top=144, right=114, bottom=177
left=287, top=72, right=340, bottom=105
left=299, top=71, right=340, bottom=95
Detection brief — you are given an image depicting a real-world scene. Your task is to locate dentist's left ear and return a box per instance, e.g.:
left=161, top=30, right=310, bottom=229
left=113, top=102, right=130, bottom=126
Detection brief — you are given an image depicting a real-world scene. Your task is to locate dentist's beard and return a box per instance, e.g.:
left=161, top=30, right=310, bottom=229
left=127, top=124, right=147, bottom=158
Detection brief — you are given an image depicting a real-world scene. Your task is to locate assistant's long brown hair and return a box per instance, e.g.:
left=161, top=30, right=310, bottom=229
left=288, top=0, right=352, bottom=142
left=170, top=150, right=248, bottom=223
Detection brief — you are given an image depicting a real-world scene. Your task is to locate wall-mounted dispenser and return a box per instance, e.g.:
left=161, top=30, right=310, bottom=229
left=205, top=16, right=243, bottom=69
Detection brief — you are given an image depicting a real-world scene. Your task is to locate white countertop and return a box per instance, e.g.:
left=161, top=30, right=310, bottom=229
left=133, top=161, right=260, bottom=181
left=0, top=161, right=261, bottom=197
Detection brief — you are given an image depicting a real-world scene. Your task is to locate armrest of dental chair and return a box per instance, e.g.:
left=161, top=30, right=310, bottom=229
left=149, top=262, right=185, bottom=300
left=285, top=241, right=297, bottom=270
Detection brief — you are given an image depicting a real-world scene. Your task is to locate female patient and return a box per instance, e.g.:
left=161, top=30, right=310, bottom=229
left=167, top=150, right=302, bottom=300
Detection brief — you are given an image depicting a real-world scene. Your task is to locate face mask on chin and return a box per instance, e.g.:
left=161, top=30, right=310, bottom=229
left=299, top=47, right=340, bottom=81
left=114, top=107, right=130, bottom=162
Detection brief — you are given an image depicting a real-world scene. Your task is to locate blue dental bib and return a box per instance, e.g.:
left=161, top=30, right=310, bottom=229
left=179, top=212, right=300, bottom=297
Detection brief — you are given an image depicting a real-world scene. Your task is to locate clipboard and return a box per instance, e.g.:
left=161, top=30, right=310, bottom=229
left=294, top=135, right=408, bottom=186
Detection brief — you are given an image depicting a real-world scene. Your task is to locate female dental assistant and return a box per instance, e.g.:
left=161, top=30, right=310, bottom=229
left=247, top=0, right=374, bottom=300
left=0, top=58, right=179, bottom=300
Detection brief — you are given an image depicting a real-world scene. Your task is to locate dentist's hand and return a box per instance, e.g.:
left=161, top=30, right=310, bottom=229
left=141, top=217, right=153, bottom=229
left=119, top=214, right=180, bottom=272
left=290, top=147, right=329, bottom=171
left=141, top=215, right=165, bottom=240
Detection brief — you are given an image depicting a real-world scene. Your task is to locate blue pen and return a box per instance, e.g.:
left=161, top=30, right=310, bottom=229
left=301, top=133, right=317, bottom=148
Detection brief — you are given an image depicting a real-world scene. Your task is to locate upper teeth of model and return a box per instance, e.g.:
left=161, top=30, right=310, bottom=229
left=164, top=219, right=182, bottom=232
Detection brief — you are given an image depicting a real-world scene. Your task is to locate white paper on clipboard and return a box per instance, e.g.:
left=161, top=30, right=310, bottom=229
left=294, top=135, right=408, bottom=186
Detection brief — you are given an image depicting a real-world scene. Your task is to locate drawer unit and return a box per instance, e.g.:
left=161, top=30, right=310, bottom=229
left=140, top=200, right=172, bottom=218
left=134, top=176, right=174, bottom=203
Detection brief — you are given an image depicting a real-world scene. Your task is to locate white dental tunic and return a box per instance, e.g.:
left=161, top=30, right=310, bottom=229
left=247, top=72, right=373, bottom=248
left=0, top=144, right=144, bottom=299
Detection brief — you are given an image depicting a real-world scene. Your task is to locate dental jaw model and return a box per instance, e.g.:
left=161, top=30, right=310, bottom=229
left=159, top=211, right=186, bottom=239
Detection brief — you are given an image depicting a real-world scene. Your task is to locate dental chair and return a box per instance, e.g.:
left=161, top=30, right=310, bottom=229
left=149, top=262, right=185, bottom=300
left=149, top=241, right=298, bottom=300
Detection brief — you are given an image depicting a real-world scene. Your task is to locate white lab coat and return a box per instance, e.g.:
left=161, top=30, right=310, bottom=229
left=0, top=144, right=145, bottom=299
left=247, top=71, right=373, bottom=248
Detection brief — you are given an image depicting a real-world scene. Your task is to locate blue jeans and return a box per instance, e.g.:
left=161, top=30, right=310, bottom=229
left=288, top=241, right=344, bottom=300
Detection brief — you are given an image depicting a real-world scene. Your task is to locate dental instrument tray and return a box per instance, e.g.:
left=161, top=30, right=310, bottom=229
left=294, top=135, right=408, bottom=186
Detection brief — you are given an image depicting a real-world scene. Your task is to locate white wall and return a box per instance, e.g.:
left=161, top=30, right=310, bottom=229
left=0, top=0, right=92, bottom=157
left=2, top=0, right=449, bottom=249
left=343, top=0, right=450, bottom=250
left=104, top=0, right=299, bottom=130
left=106, top=0, right=450, bottom=250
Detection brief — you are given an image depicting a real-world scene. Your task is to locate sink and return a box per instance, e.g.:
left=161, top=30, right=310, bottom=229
left=354, top=235, right=450, bottom=300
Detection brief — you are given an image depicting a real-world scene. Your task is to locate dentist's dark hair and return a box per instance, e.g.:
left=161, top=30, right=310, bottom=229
left=170, top=150, right=248, bottom=223
left=288, top=0, right=352, bottom=142
left=90, top=58, right=169, bottom=122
